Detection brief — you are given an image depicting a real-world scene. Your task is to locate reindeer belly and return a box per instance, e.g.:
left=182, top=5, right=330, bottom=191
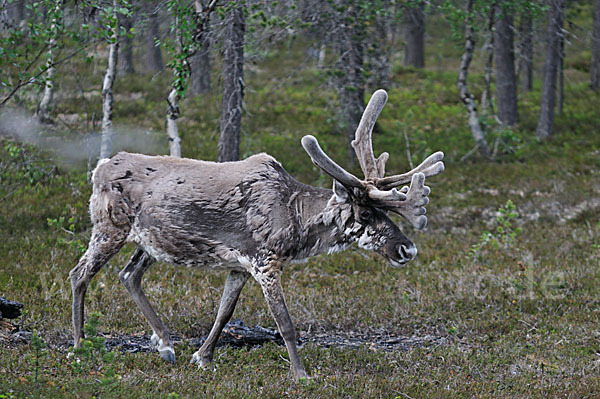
left=126, top=212, right=252, bottom=272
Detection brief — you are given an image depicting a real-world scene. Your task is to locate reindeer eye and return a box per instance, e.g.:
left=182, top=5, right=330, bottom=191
left=359, top=209, right=373, bottom=222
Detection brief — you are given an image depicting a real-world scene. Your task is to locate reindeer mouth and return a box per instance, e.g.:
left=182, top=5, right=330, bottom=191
left=388, top=258, right=408, bottom=268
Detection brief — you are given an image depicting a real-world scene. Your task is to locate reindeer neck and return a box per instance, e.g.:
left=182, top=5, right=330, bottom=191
left=288, top=182, right=354, bottom=260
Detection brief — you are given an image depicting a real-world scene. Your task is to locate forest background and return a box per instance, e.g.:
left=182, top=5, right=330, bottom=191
left=1, top=0, right=600, bottom=397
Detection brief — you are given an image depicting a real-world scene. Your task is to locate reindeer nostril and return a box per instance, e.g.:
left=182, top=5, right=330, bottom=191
left=399, top=244, right=417, bottom=260
left=400, top=245, right=408, bottom=258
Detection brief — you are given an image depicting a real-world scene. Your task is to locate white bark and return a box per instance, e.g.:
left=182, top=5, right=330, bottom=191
left=457, top=0, right=491, bottom=159
left=37, top=0, right=61, bottom=122
left=318, top=44, right=326, bottom=68
left=100, top=24, right=119, bottom=159
left=37, top=37, right=56, bottom=122
left=166, top=88, right=181, bottom=157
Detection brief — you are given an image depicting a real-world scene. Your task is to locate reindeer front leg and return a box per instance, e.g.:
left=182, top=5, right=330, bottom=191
left=251, top=259, right=308, bottom=381
left=191, top=270, right=250, bottom=367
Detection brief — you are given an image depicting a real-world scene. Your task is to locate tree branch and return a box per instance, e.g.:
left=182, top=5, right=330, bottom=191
left=0, top=47, right=87, bottom=108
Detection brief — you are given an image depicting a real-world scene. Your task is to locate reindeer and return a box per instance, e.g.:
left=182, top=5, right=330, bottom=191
left=70, top=89, right=444, bottom=380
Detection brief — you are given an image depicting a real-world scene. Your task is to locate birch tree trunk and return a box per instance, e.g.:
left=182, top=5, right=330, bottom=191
left=403, top=1, right=425, bottom=68
left=457, top=0, right=491, bottom=159
left=592, top=0, right=600, bottom=90
left=166, top=88, right=181, bottom=157
left=218, top=5, right=244, bottom=163
left=494, top=4, right=518, bottom=126
left=318, top=44, right=326, bottom=68
left=100, top=18, right=119, bottom=160
left=536, top=0, right=564, bottom=140
left=37, top=38, right=56, bottom=122
left=37, top=0, right=61, bottom=122
left=518, top=8, right=534, bottom=93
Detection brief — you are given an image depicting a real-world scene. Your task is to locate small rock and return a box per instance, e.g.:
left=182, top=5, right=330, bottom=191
left=0, top=297, right=23, bottom=319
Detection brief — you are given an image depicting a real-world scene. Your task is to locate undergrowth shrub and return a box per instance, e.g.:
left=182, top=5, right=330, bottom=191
left=469, top=199, right=522, bottom=262
left=1, top=141, right=56, bottom=186
left=47, top=205, right=88, bottom=254
left=71, top=312, right=119, bottom=395
left=28, top=331, right=47, bottom=385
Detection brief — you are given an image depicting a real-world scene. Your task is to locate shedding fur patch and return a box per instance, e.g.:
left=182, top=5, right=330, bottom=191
left=91, top=158, right=111, bottom=185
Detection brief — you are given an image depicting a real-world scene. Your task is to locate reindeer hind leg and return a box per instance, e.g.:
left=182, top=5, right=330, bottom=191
left=118, top=248, right=176, bottom=364
left=70, top=223, right=128, bottom=348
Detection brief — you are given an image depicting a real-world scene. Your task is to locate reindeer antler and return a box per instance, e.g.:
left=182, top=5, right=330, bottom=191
left=301, top=135, right=365, bottom=189
left=302, top=89, right=445, bottom=229
left=368, top=173, right=431, bottom=230
left=351, top=89, right=388, bottom=180
left=376, top=151, right=444, bottom=191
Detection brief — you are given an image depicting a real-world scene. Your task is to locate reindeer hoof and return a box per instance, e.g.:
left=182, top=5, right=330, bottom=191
left=150, top=332, right=160, bottom=347
left=190, top=351, right=212, bottom=368
left=292, top=369, right=310, bottom=382
left=159, top=348, right=176, bottom=364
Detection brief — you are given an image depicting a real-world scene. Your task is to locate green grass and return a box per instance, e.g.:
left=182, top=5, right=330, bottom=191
left=2, top=21, right=600, bottom=398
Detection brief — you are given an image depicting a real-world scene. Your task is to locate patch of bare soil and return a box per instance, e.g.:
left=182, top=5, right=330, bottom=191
left=0, top=320, right=31, bottom=348
left=300, top=330, right=444, bottom=351
left=431, top=182, right=600, bottom=233
left=1, top=319, right=445, bottom=354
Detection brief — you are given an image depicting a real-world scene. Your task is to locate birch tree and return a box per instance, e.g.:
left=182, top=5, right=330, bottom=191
left=99, top=0, right=130, bottom=159
left=37, top=0, right=64, bottom=122
left=480, top=4, right=495, bottom=115
left=2, top=0, right=25, bottom=28
left=164, top=0, right=218, bottom=157
left=446, top=0, right=491, bottom=158
left=0, top=0, right=86, bottom=108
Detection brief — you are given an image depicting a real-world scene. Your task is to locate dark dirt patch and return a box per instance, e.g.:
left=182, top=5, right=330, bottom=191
left=1, top=319, right=445, bottom=354
left=300, top=330, right=444, bottom=352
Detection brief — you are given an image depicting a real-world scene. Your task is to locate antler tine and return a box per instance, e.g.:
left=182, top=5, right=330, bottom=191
left=351, top=89, right=388, bottom=180
left=375, top=152, right=389, bottom=177
left=372, top=172, right=431, bottom=230
left=377, top=151, right=445, bottom=191
left=301, top=135, right=365, bottom=189
left=392, top=172, right=431, bottom=230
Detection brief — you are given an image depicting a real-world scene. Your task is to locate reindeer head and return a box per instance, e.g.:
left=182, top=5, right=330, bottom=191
left=302, top=89, right=444, bottom=266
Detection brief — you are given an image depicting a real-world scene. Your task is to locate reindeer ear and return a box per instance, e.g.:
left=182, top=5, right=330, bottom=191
left=332, top=180, right=351, bottom=203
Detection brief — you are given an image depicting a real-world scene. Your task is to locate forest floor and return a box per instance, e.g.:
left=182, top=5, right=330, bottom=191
left=1, top=27, right=600, bottom=398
